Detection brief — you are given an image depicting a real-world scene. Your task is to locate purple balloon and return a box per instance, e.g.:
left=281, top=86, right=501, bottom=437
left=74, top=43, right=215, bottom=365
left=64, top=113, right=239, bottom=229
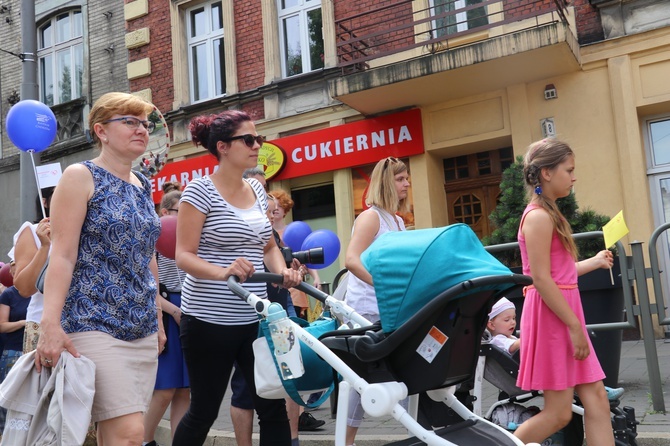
left=283, top=221, right=312, bottom=251
left=301, top=229, right=341, bottom=270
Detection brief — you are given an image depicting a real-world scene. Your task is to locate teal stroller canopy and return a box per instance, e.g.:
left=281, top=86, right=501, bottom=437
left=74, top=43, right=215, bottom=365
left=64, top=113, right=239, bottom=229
left=362, top=223, right=514, bottom=333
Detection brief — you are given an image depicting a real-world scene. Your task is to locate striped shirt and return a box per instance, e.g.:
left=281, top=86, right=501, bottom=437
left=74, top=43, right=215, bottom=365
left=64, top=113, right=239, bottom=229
left=180, top=176, right=270, bottom=325
left=157, top=252, right=186, bottom=292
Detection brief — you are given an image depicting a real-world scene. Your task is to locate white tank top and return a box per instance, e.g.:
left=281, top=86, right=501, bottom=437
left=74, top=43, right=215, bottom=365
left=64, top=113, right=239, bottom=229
left=345, top=207, right=405, bottom=320
left=11, top=222, right=46, bottom=323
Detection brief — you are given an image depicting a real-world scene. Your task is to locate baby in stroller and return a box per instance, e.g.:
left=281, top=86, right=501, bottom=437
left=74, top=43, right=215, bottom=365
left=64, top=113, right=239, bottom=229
left=475, top=296, right=638, bottom=445
left=485, top=297, right=624, bottom=399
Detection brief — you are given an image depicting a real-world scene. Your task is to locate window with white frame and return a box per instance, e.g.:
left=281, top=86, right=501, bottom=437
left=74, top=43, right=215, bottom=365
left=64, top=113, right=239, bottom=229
left=278, top=0, right=324, bottom=78
left=38, top=10, right=83, bottom=106
left=187, top=1, right=225, bottom=102
left=646, top=116, right=670, bottom=321
left=431, top=0, right=488, bottom=38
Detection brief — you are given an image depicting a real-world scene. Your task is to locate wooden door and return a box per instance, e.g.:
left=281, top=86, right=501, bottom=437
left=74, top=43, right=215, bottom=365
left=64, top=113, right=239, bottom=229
left=446, top=185, right=500, bottom=239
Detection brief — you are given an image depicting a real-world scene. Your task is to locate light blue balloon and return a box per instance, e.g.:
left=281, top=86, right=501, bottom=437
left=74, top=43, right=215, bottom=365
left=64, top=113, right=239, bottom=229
left=6, top=100, right=57, bottom=153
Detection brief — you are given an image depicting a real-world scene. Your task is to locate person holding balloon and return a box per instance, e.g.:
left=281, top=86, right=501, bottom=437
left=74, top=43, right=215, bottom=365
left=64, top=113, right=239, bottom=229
left=143, top=188, right=190, bottom=446
left=172, top=109, right=300, bottom=446
left=343, top=156, right=411, bottom=446
left=10, top=186, right=55, bottom=353
left=269, top=189, right=321, bottom=318
left=36, top=92, right=166, bottom=446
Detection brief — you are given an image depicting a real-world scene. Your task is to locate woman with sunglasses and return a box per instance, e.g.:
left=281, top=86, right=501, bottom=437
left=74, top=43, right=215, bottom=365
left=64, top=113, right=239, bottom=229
left=36, top=92, right=166, bottom=445
left=343, top=156, right=411, bottom=446
left=172, top=110, right=300, bottom=446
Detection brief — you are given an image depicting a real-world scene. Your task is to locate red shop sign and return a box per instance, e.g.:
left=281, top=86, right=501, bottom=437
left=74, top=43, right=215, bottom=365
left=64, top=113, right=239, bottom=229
left=149, top=155, right=218, bottom=203
left=150, top=108, right=424, bottom=203
left=272, top=108, right=424, bottom=180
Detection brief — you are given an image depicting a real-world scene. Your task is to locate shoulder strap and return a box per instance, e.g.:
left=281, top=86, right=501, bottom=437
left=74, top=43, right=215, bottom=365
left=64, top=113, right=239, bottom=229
left=259, top=319, right=335, bottom=408
left=374, top=206, right=400, bottom=232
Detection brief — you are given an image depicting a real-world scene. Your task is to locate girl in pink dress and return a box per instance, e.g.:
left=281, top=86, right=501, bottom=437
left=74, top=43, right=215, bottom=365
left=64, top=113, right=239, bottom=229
left=515, top=139, right=614, bottom=445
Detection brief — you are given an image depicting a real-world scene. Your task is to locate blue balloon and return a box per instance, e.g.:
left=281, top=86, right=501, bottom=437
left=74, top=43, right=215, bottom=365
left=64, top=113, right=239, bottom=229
left=301, top=229, right=341, bottom=270
left=283, top=221, right=312, bottom=251
left=6, top=100, right=57, bottom=153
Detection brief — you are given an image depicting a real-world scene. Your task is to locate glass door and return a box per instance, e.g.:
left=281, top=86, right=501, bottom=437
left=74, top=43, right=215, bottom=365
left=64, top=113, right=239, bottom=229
left=647, top=117, right=670, bottom=334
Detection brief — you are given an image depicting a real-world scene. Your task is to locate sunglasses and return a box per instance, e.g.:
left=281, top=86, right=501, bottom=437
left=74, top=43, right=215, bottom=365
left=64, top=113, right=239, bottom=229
left=222, top=134, right=265, bottom=148
left=383, top=156, right=400, bottom=170
left=102, top=117, right=156, bottom=134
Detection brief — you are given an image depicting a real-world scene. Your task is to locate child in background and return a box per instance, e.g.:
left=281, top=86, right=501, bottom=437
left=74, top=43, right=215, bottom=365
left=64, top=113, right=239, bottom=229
left=487, top=296, right=624, bottom=400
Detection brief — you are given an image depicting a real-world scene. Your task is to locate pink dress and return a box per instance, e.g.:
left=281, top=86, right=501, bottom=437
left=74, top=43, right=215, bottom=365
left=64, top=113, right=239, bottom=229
left=516, top=205, right=605, bottom=391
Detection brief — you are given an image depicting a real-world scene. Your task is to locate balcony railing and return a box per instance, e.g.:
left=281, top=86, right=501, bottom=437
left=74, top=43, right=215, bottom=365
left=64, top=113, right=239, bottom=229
left=335, top=0, right=570, bottom=73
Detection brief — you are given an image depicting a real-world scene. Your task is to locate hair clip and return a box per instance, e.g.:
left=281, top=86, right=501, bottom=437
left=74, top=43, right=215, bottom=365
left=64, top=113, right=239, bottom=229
left=534, top=185, right=542, bottom=195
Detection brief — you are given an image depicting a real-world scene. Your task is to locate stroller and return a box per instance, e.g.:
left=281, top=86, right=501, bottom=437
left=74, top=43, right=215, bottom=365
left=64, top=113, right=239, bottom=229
left=472, top=330, right=640, bottom=445
left=229, top=224, right=541, bottom=446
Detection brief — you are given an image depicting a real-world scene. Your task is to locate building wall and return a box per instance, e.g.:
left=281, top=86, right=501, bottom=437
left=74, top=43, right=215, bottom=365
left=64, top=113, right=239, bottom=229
left=126, top=0, right=173, bottom=114
left=0, top=0, right=129, bottom=260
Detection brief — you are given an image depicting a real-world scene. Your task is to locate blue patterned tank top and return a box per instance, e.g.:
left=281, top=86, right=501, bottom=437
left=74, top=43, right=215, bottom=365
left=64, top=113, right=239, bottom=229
left=61, top=161, right=161, bottom=341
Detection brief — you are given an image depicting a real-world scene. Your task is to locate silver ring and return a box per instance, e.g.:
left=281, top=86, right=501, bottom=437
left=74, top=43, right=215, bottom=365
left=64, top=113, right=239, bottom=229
left=44, top=358, right=53, bottom=364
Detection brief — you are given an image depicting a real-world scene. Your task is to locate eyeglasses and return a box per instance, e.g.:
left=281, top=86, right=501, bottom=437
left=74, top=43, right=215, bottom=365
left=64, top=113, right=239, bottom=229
left=222, top=134, right=265, bottom=148
left=167, top=208, right=179, bottom=213
left=103, top=117, right=156, bottom=134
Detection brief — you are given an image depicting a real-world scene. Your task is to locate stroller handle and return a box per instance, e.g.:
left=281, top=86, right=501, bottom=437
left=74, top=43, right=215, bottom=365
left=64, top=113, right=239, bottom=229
left=234, top=272, right=331, bottom=303
left=229, top=273, right=374, bottom=327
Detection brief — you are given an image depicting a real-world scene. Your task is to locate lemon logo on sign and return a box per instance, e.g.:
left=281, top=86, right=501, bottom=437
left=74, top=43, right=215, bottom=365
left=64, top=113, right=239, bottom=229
left=258, top=142, right=286, bottom=180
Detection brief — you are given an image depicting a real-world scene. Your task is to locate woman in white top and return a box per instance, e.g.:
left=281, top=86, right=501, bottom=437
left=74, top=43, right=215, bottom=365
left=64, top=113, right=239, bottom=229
left=344, top=156, right=411, bottom=446
left=10, top=187, right=55, bottom=353
left=172, top=110, right=301, bottom=446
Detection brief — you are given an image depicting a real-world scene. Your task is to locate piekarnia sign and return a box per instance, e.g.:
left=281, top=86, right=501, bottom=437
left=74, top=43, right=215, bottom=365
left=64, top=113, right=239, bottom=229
left=150, top=108, right=424, bottom=202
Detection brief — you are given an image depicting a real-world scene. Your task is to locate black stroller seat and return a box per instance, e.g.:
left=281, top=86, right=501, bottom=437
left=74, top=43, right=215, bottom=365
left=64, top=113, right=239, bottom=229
left=322, top=275, right=532, bottom=395
left=475, top=333, right=640, bottom=446
left=320, top=274, right=533, bottom=446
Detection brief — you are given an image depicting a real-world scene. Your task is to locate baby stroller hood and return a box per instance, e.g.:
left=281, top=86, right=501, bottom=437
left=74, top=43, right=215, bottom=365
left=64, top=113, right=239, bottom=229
left=362, top=223, right=514, bottom=333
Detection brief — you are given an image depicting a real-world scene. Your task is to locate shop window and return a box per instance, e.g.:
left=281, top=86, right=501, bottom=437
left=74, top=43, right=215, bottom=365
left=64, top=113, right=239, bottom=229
left=38, top=10, right=84, bottom=106
left=444, top=155, right=469, bottom=181
left=292, top=184, right=334, bottom=220
left=351, top=159, right=415, bottom=229
left=187, top=1, right=225, bottom=102
left=443, top=147, right=511, bottom=182
left=430, top=0, right=488, bottom=38
left=278, top=0, right=324, bottom=77
left=500, top=146, right=514, bottom=171
left=477, top=151, right=491, bottom=175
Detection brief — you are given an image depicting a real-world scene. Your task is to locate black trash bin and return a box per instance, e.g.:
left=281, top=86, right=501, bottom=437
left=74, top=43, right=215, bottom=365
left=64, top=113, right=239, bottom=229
left=506, top=259, right=625, bottom=389
left=578, top=259, right=625, bottom=389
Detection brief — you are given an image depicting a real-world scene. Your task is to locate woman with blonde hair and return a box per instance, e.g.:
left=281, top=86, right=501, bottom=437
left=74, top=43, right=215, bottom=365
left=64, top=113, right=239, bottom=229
left=37, top=92, right=166, bottom=445
left=343, top=156, right=410, bottom=446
